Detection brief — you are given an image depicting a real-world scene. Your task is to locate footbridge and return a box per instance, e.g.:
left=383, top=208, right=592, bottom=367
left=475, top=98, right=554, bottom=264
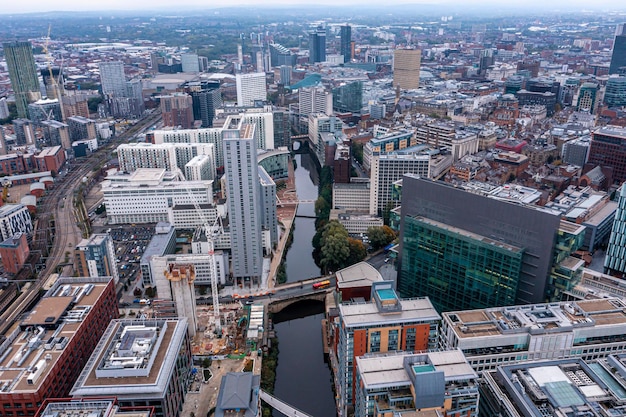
left=260, top=389, right=314, bottom=417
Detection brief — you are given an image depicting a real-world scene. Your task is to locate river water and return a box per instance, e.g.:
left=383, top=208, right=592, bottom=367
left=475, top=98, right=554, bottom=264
left=272, top=152, right=337, bottom=417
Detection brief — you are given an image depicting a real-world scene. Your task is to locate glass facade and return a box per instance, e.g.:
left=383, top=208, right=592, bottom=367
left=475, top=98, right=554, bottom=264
left=399, top=216, right=524, bottom=312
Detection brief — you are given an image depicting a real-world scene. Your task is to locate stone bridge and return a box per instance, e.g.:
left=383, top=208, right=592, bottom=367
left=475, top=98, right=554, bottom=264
left=267, top=290, right=330, bottom=314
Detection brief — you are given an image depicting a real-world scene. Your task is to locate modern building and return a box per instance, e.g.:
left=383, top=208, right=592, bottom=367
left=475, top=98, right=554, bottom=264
left=334, top=281, right=440, bottom=414
left=0, top=277, right=118, bottom=416
left=13, top=118, right=35, bottom=146
left=588, top=126, right=626, bottom=185
left=258, top=166, right=277, bottom=246
left=269, top=43, right=297, bottom=68
left=160, top=93, right=194, bottom=129
left=236, top=73, right=267, bottom=106
left=62, top=94, right=90, bottom=119
left=99, top=62, right=144, bottom=118
left=363, top=128, right=415, bottom=171
left=605, top=76, right=626, bottom=107
left=0, top=97, right=9, bottom=119
left=398, top=175, right=562, bottom=310
left=309, top=27, right=327, bottom=63
left=333, top=81, right=363, bottom=114
left=333, top=180, right=371, bottom=212
left=414, top=121, right=479, bottom=161
left=439, top=298, right=626, bottom=374
left=152, top=251, right=229, bottom=291
left=562, top=135, right=590, bottom=167
left=67, top=116, right=97, bottom=141
left=258, top=148, right=290, bottom=180
left=3, top=41, right=40, bottom=119
left=75, top=233, right=120, bottom=284
left=28, top=99, right=62, bottom=125
left=36, top=398, right=153, bottom=417
left=0, top=203, right=33, bottom=241
left=340, top=25, right=352, bottom=63
left=191, top=86, right=222, bottom=128
left=99, top=61, right=127, bottom=97
left=150, top=128, right=225, bottom=168
left=101, top=168, right=213, bottom=224
left=330, top=210, right=383, bottom=235
left=605, top=184, right=626, bottom=276
left=299, top=86, right=333, bottom=116
left=610, top=23, right=626, bottom=75
left=223, top=124, right=263, bottom=286
left=70, top=318, right=191, bottom=417
left=41, top=120, right=71, bottom=149
left=354, top=350, right=479, bottom=417
left=180, top=53, right=200, bottom=73
left=162, top=263, right=198, bottom=336
left=577, top=82, right=599, bottom=113
left=215, top=373, right=261, bottom=417
left=140, top=222, right=177, bottom=286
left=393, top=49, right=421, bottom=90
left=0, top=232, right=29, bottom=274
left=185, top=154, right=215, bottom=181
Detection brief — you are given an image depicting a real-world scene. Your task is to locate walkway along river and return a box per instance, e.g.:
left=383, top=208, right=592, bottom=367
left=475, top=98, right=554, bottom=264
left=271, top=151, right=337, bottom=416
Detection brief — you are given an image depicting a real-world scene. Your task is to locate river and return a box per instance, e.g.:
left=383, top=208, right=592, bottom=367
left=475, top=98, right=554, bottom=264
left=272, top=151, right=337, bottom=417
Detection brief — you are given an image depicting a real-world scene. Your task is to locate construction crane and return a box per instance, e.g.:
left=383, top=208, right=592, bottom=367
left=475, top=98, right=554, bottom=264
left=177, top=169, right=222, bottom=334
left=42, top=25, right=65, bottom=121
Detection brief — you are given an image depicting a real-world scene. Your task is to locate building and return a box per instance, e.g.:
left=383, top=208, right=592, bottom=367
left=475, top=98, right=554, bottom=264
left=333, top=180, right=371, bottom=212
left=258, top=166, right=277, bottom=246
left=393, top=49, right=421, bottom=90
left=180, top=53, right=200, bottom=73
left=36, top=398, right=153, bottom=417
left=75, top=233, right=120, bottom=284
left=414, top=122, right=479, bottom=161
left=605, top=76, right=626, bottom=107
left=185, top=154, right=215, bottom=181
left=0, top=277, right=118, bottom=416
left=439, top=298, right=626, bottom=374
left=299, top=86, right=333, bottom=116
left=340, top=25, right=352, bottom=63
left=160, top=93, right=194, bottom=129
left=334, top=281, right=441, bottom=414
left=610, top=23, right=626, bottom=75
left=354, top=350, right=479, bottom=417
left=309, top=27, right=326, bottom=63
left=62, top=94, right=90, bottom=119
left=562, top=136, right=590, bottom=167
left=28, top=99, right=62, bottom=125
left=41, top=120, right=71, bottom=149
left=333, top=81, right=363, bottom=114
left=0, top=97, right=9, bottom=119
left=162, top=263, right=198, bottom=336
left=588, top=126, right=626, bottom=185
left=398, top=175, right=562, bottom=310
left=333, top=143, right=351, bottom=184
left=236, top=73, right=267, bottom=106
left=70, top=318, right=191, bottom=417
left=191, top=86, right=222, bottom=128
left=335, top=261, right=383, bottom=303
left=223, top=124, right=263, bottom=287
left=0, top=203, right=33, bottom=241
left=0, top=232, right=29, bottom=274
left=139, top=222, right=177, bottom=286
left=150, top=128, right=224, bottom=168
left=98, top=61, right=127, bottom=98
left=605, top=184, right=626, bottom=276
left=3, top=41, right=40, bottom=119
left=67, top=116, right=97, bottom=142
left=101, top=168, right=213, bottom=224
left=577, top=82, right=599, bottom=113
left=215, top=373, right=261, bottom=417
left=269, top=43, right=297, bottom=68
left=99, top=62, right=144, bottom=118
left=13, top=118, right=35, bottom=146
left=34, top=146, right=66, bottom=173
left=330, top=210, right=383, bottom=235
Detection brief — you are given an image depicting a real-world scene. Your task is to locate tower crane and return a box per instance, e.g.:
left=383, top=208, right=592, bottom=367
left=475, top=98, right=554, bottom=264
left=177, top=169, right=222, bottom=334
left=42, top=25, right=65, bottom=121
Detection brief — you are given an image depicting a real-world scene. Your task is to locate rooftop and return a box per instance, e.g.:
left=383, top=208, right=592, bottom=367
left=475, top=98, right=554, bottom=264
left=336, top=262, right=382, bottom=289
left=340, top=296, right=440, bottom=328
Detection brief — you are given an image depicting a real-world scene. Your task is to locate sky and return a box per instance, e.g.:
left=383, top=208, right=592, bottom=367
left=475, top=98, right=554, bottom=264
left=0, top=0, right=624, bottom=14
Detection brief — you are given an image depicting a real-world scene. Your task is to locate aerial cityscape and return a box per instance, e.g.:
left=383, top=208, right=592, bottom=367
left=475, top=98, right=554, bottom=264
left=1, top=2, right=626, bottom=417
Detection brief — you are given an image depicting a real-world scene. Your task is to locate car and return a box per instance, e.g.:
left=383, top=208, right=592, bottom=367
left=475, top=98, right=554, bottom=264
left=384, top=258, right=389, bottom=263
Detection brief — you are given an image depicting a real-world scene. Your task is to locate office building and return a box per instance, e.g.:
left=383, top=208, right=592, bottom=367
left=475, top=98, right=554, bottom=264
left=235, top=73, right=267, bottom=106
left=98, top=61, right=127, bottom=97
left=0, top=203, right=33, bottom=241
left=577, top=82, right=599, bottom=113
left=191, top=86, right=222, bottom=128
left=36, top=398, right=152, bottom=417
left=215, top=373, right=261, bottom=417
left=299, top=85, right=333, bottom=119
left=279, top=65, right=291, bottom=86
left=0, top=232, right=29, bottom=274
left=439, top=298, right=626, bottom=374
left=333, top=180, right=371, bottom=212
left=309, top=27, right=326, bottom=63
left=67, top=116, right=96, bottom=141
left=610, top=23, right=626, bottom=75
left=101, top=168, right=213, bottom=224
left=562, top=136, right=590, bottom=167
left=330, top=210, right=383, bottom=236
left=0, top=97, right=9, bottom=119
left=605, top=76, right=626, bottom=107
left=334, top=281, right=440, bottom=413
left=354, top=350, right=479, bottom=417
left=223, top=124, right=263, bottom=286
left=398, top=175, right=562, bottom=310
left=28, top=99, right=62, bottom=125
left=272, top=108, right=290, bottom=148
left=340, top=25, right=352, bottom=63
left=333, top=81, right=363, bottom=114
left=13, top=119, right=35, bottom=146
left=258, top=166, right=277, bottom=246
left=588, top=126, right=626, bottom=184
left=0, top=277, right=118, bottom=416
left=481, top=356, right=626, bottom=417
left=393, top=49, right=421, bottom=90
left=605, top=184, right=626, bottom=276
left=70, top=318, right=191, bottom=417
left=269, top=43, right=297, bottom=68
left=3, top=41, right=40, bottom=119
left=41, top=120, right=71, bottom=149
left=180, top=53, right=200, bottom=73
left=160, top=93, right=194, bottom=129
left=75, top=233, right=120, bottom=284
left=118, top=142, right=215, bottom=177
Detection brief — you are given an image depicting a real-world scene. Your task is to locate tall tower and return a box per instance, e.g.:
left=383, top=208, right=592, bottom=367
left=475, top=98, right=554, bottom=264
left=340, top=25, right=352, bottom=63
left=309, top=27, right=326, bottom=63
left=164, top=263, right=198, bottom=337
left=236, top=72, right=267, bottom=106
left=393, top=49, right=421, bottom=90
left=3, top=41, right=41, bottom=119
left=223, top=123, right=263, bottom=287
left=98, top=61, right=127, bottom=97
left=610, top=23, right=626, bottom=75
left=605, top=184, right=626, bottom=276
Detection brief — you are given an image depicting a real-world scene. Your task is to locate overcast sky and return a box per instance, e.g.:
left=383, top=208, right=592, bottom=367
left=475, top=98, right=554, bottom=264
left=0, top=0, right=624, bottom=14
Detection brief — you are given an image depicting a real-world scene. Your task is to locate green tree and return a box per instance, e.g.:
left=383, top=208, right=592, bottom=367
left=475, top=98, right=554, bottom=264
left=319, top=221, right=351, bottom=273
left=367, top=225, right=396, bottom=250
left=347, top=238, right=367, bottom=264
left=350, top=141, right=364, bottom=165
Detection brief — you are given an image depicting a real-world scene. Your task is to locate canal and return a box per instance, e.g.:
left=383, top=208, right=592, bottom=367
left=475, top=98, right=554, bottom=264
left=272, top=151, right=337, bottom=417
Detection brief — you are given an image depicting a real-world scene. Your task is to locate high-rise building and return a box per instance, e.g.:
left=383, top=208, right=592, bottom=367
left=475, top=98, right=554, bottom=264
left=223, top=124, right=263, bottom=287
left=605, top=184, right=626, bottom=276
left=74, top=233, right=120, bottom=284
left=28, top=98, right=62, bottom=125
left=163, top=263, right=198, bottom=336
left=12, top=118, right=35, bottom=146
left=334, top=281, right=440, bottom=413
left=588, top=126, right=626, bottom=184
left=299, top=86, right=333, bottom=116
left=191, top=86, right=222, bottom=128
left=393, top=49, right=421, bottom=90
left=0, top=97, right=9, bottom=119
left=160, top=93, right=194, bottom=129
left=0, top=203, right=32, bottom=241
left=398, top=175, right=563, bottom=311
left=605, top=76, right=626, bottom=107
left=3, top=41, right=40, bottom=119
left=577, top=82, right=599, bottom=113
left=269, top=43, right=297, bottom=68
left=258, top=166, right=277, bottom=246
left=98, top=61, right=127, bottom=97
left=340, top=25, right=352, bottom=63
left=62, top=94, right=90, bottom=119
left=180, top=53, right=200, bottom=73
left=309, top=27, right=326, bottom=63
left=235, top=72, right=267, bottom=106
left=609, top=23, right=626, bottom=75
left=99, top=62, right=144, bottom=118
left=333, top=81, right=363, bottom=113
left=67, top=116, right=96, bottom=141
left=279, top=65, right=292, bottom=86
left=41, top=120, right=71, bottom=149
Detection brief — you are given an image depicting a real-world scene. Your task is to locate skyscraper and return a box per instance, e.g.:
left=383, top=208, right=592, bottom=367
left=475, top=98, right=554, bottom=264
left=588, top=126, right=626, bottom=184
left=609, top=23, right=626, bottom=75
left=309, top=27, right=326, bottom=63
left=605, top=184, right=626, bottom=276
left=340, top=25, right=352, bottom=63
left=181, top=53, right=200, bottom=73
left=3, top=41, right=41, bottom=119
left=393, top=49, right=421, bottom=90
left=98, top=61, right=127, bottom=97
left=235, top=72, right=267, bottom=106
left=223, top=123, right=263, bottom=287
left=605, top=76, right=626, bottom=107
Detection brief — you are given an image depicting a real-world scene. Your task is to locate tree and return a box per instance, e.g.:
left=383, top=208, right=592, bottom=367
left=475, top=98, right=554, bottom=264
left=367, top=225, right=396, bottom=250
left=319, top=221, right=351, bottom=273
left=347, top=238, right=367, bottom=264
left=350, top=142, right=364, bottom=165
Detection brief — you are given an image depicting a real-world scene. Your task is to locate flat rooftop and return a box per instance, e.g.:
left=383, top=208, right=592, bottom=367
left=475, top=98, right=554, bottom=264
left=38, top=399, right=151, bottom=417
left=340, top=297, right=440, bottom=328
